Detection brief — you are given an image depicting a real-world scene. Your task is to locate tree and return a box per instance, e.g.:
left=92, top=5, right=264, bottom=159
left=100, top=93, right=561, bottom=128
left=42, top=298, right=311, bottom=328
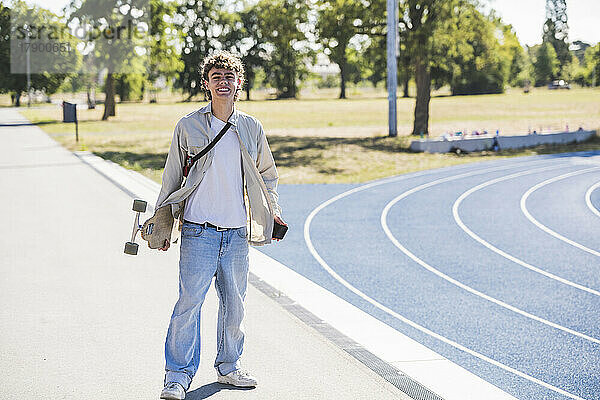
left=108, top=0, right=182, bottom=104
left=114, top=72, right=145, bottom=101
left=499, top=24, right=528, bottom=87
left=359, top=34, right=386, bottom=87
left=208, top=4, right=273, bottom=101
left=0, top=2, right=13, bottom=98
left=0, top=1, right=76, bottom=106
left=172, top=0, right=216, bottom=100
left=80, top=53, right=99, bottom=108
left=347, top=0, right=386, bottom=89
left=562, top=56, right=585, bottom=85
left=236, top=5, right=268, bottom=100
left=571, top=40, right=591, bottom=64
left=173, top=0, right=243, bottom=100
left=398, top=31, right=413, bottom=98
left=170, top=2, right=268, bottom=101
left=543, top=0, right=571, bottom=75
left=147, top=0, right=183, bottom=102
left=431, top=4, right=508, bottom=95
left=532, top=41, right=559, bottom=86
left=256, top=0, right=312, bottom=98
left=68, top=0, right=150, bottom=119
left=583, top=43, right=600, bottom=87
left=316, top=0, right=366, bottom=99
left=399, top=0, right=454, bottom=135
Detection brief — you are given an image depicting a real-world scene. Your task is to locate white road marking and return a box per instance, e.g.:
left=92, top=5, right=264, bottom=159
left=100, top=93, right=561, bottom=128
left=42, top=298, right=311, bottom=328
left=585, top=181, right=600, bottom=219
left=452, top=166, right=600, bottom=296
left=381, top=171, right=600, bottom=345
left=304, top=159, right=588, bottom=400
left=520, top=167, right=600, bottom=257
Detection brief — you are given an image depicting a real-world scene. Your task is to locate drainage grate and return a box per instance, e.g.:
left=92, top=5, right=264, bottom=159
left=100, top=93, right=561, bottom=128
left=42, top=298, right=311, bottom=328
left=249, top=272, right=445, bottom=400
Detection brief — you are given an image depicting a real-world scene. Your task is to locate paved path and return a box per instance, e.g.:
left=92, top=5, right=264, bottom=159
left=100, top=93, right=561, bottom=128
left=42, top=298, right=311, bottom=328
left=0, top=108, right=406, bottom=400
left=260, top=152, right=600, bottom=400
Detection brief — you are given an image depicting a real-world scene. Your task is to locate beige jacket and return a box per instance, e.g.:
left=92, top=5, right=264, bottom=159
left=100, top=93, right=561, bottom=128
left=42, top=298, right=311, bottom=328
left=155, top=103, right=282, bottom=246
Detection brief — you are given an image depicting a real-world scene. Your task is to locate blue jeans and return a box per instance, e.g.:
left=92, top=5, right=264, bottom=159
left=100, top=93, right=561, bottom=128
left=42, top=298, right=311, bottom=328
left=164, top=221, right=249, bottom=390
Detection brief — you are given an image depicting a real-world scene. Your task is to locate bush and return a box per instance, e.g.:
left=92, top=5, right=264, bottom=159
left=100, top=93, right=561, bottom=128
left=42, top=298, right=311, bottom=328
left=316, top=74, right=340, bottom=89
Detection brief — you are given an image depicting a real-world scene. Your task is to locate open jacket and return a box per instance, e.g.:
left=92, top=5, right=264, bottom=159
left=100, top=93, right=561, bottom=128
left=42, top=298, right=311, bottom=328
left=155, top=103, right=282, bottom=246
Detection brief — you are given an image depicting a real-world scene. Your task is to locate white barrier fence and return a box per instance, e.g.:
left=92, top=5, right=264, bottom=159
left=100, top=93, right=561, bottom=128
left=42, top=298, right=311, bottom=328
left=410, top=130, right=597, bottom=154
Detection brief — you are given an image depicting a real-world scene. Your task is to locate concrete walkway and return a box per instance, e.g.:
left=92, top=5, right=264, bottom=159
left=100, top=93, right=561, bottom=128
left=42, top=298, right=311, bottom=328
left=0, top=108, right=407, bottom=400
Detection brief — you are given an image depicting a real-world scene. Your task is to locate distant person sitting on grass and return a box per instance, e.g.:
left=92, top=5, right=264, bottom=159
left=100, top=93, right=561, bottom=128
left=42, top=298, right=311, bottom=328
left=155, top=51, right=286, bottom=400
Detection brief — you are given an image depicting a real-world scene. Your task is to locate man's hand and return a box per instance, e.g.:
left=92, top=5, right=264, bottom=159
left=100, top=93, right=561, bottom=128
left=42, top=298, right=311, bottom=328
left=159, top=239, right=170, bottom=251
left=274, top=215, right=287, bottom=242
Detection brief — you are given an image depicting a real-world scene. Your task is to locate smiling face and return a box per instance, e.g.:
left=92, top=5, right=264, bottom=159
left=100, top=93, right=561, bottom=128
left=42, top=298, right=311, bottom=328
left=204, top=68, right=242, bottom=101
left=199, top=52, right=245, bottom=101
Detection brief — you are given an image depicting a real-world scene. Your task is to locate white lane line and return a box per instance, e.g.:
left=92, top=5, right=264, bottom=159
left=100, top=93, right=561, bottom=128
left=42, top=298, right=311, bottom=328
left=381, top=172, right=600, bottom=346
left=584, top=181, right=600, bottom=219
left=521, top=167, right=600, bottom=258
left=304, top=160, right=588, bottom=400
left=453, top=166, right=600, bottom=297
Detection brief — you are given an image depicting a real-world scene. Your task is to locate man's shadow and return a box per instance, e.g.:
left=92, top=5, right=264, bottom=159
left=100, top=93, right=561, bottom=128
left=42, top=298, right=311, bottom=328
left=186, top=382, right=254, bottom=399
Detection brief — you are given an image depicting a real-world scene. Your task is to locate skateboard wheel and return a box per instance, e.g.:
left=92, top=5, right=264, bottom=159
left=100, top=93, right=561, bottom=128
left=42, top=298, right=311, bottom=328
left=124, top=241, right=139, bottom=255
left=132, top=199, right=147, bottom=213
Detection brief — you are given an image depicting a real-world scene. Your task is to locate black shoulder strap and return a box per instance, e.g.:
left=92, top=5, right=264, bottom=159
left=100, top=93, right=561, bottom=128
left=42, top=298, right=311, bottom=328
left=192, top=121, right=232, bottom=163
left=183, top=121, right=232, bottom=177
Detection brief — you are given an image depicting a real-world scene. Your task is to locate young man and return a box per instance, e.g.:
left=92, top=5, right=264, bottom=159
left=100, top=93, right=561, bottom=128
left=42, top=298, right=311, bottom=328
left=156, top=52, right=285, bottom=400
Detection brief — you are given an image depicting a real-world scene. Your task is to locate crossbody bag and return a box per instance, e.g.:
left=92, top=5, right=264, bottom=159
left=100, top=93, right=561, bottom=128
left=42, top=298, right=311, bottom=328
left=141, top=122, right=232, bottom=249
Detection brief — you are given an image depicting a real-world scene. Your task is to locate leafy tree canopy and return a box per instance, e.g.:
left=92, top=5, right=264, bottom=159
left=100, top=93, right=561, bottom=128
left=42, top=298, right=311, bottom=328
left=0, top=1, right=78, bottom=105
left=532, top=41, right=560, bottom=86
left=256, top=0, right=314, bottom=98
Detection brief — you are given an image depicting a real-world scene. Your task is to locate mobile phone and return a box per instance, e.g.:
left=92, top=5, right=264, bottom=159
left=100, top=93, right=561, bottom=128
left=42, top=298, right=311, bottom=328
left=272, top=220, right=288, bottom=240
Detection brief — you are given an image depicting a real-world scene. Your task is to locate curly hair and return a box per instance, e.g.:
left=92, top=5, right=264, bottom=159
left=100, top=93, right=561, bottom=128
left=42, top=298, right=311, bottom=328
left=200, top=51, right=245, bottom=101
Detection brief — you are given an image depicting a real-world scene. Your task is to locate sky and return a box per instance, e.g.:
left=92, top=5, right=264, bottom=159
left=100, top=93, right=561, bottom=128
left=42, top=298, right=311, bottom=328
left=25, top=0, right=600, bottom=47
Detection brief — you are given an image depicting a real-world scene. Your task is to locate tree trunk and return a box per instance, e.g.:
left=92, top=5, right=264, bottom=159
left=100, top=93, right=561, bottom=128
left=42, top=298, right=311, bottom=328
left=339, top=58, right=347, bottom=99
left=281, top=52, right=297, bottom=98
left=245, top=83, right=251, bottom=101
left=402, top=55, right=410, bottom=98
left=288, top=68, right=297, bottom=98
left=413, top=55, right=431, bottom=135
left=140, top=81, right=145, bottom=101
left=279, top=69, right=296, bottom=99
left=87, top=84, right=96, bottom=109
left=102, top=73, right=115, bottom=120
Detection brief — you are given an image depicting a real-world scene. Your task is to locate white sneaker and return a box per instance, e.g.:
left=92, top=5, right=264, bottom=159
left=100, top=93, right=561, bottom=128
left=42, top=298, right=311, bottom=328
left=160, top=382, right=186, bottom=399
left=217, top=369, right=258, bottom=387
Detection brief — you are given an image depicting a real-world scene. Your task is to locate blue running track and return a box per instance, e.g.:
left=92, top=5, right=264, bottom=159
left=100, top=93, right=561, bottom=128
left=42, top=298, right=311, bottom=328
left=260, top=152, right=600, bottom=400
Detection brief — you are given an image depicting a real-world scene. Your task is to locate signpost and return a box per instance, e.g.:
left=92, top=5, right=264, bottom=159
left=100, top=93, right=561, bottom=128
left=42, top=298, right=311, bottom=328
left=386, top=0, right=398, bottom=137
left=25, top=25, right=31, bottom=108
left=63, top=102, right=78, bottom=142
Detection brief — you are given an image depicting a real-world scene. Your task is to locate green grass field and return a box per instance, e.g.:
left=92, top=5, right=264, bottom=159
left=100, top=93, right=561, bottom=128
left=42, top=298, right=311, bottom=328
left=19, top=87, right=600, bottom=184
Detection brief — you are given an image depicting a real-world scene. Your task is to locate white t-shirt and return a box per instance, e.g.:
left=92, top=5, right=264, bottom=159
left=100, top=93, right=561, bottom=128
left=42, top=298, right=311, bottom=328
left=183, top=115, right=246, bottom=228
